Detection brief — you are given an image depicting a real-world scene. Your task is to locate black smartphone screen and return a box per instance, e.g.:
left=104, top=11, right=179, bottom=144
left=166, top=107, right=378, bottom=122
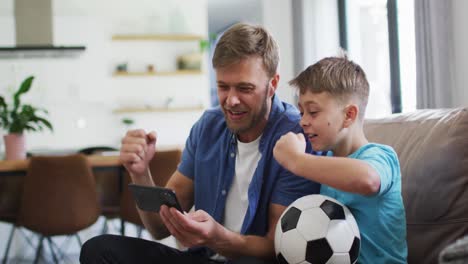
left=128, top=183, right=184, bottom=213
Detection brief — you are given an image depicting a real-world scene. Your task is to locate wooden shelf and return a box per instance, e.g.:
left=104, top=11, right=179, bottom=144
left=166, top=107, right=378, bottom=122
left=113, top=106, right=204, bottom=114
left=113, top=70, right=203, bottom=77
left=112, top=34, right=204, bottom=41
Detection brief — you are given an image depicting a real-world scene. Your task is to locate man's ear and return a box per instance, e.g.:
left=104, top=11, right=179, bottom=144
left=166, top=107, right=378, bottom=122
left=343, top=104, right=359, bottom=128
left=268, top=73, right=279, bottom=97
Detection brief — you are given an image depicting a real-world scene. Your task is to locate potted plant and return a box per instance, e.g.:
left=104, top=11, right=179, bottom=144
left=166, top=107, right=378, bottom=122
left=176, top=38, right=210, bottom=71
left=0, top=76, right=53, bottom=160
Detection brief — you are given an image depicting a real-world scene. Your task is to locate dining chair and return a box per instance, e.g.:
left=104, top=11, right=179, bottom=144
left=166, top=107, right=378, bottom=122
left=119, top=149, right=182, bottom=237
left=77, top=146, right=120, bottom=234
left=12, top=154, right=100, bottom=264
left=0, top=176, right=25, bottom=264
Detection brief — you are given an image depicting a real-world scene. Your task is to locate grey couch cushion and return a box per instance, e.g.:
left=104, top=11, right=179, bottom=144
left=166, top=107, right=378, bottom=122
left=364, top=108, right=468, bottom=264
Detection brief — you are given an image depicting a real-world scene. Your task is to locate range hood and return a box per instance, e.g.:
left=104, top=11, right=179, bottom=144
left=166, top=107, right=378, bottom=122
left=0, top=0, right=85, bottom=57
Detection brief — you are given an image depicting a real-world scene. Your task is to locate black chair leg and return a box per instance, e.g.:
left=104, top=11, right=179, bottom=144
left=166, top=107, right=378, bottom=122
left=47, top=234, right=80, bottom=263
left=75, top=234, right=83, bottom=247
left=49, top=236, right=67, bottom=263
left=19, top=228, right=39, bottom=251
left=137, top=226, right=143, bottom=238
left=46, top=237, right=59, bottom=264
left=33, top=236, right=44, bottom=264
left=100, top=218, right=109, bottom=234
left=120, top=219, right=125, bottom=235
left=2, top=225, right=15, bottom=264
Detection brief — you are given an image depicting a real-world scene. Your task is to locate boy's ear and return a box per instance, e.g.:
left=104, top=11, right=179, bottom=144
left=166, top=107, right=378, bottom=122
left=343, top=104, right=359, bottom=128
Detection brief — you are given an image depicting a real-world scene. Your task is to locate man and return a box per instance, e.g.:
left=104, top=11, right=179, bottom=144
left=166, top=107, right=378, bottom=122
left=80, top=23, right=320, bottom=264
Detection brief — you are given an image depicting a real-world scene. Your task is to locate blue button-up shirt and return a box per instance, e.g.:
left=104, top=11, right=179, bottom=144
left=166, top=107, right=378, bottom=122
left=178, top=95, right=320, bottom=237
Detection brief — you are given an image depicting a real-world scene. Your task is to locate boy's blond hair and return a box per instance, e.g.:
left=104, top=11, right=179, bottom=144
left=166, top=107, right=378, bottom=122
left=289, top=56, right=369, bottom=120
left=212, top=23, right=279, bottom=78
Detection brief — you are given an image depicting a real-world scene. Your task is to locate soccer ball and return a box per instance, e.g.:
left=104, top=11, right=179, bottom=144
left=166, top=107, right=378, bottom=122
left=274, top=195, right=360, bottom=264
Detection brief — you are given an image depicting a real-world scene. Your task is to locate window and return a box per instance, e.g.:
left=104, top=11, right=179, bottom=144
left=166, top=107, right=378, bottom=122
left=397, top=0, right=416, bottom=112
left=340, top=0, right=415, bottom=118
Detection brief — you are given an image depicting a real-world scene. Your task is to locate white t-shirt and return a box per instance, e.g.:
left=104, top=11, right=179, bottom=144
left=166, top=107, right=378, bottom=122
left=223, top=135, right=262, bottom=233
left=210, top=136, right=262, bottom=261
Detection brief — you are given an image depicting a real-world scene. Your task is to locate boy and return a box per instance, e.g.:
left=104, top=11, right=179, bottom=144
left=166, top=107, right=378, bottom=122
left=273, top=56, right=407, bottom=263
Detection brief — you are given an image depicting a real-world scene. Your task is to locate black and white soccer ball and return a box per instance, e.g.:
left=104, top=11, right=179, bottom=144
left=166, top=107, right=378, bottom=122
left=274, top=195, right=360, bottom=264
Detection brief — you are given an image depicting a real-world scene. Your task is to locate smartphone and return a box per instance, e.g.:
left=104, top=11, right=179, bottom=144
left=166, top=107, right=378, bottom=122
left=128, top=183, right=184, bottom=213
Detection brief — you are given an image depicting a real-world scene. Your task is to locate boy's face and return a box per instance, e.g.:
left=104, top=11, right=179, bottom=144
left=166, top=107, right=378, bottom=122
left=216, top=56, right=277, bottom=142
left=298, top=90, right=347, bottom=152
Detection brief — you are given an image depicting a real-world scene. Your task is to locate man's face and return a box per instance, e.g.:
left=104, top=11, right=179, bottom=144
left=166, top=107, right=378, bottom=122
left=216, top=56, right=275, bottom=142
left=298, top=91, right=347, bottom=152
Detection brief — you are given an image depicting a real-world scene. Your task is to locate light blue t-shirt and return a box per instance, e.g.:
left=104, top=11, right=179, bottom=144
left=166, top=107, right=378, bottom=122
left=320, top=143, right=407, bottom=264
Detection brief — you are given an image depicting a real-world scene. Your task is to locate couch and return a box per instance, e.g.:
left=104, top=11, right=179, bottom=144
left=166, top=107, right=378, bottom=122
left=363, top=107, right=468, bottom=264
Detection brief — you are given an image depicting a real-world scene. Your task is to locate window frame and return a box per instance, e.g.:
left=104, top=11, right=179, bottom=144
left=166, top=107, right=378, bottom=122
left=337, top=0, right=402, bottom=114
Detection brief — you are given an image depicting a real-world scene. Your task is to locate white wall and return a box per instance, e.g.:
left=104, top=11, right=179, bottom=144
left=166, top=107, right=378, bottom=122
left=208, top=0, right=262, bottom=34
left=452, top=0, right=468, bottom=106
left=261, top=0, right=295, bottom=104
left=0, top=0, right=209, bottom=152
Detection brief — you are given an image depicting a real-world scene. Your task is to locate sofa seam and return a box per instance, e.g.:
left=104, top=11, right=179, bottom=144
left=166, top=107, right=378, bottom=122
left=407, top=218, right=468, bottom=225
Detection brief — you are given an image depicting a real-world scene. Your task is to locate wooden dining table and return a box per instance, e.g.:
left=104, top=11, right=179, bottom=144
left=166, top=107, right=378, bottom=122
left=0, top=155, right=123, bottom=176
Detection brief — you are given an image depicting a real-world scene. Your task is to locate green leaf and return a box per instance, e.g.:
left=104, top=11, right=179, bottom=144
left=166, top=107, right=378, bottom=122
left=35, top=117, right=53, bottom=131
left=121, top=117, right=135, bottom=126
left=24, top=124, right=36, bottom=132
left=0, top=96, right=6, bottom=109
left=199, top=39, right=209, bottom=52
left=2, top=76, right=53, bottom=134
left=0, top=96, right=8, bottom=129
left=13, top=76, right=34, bottom=111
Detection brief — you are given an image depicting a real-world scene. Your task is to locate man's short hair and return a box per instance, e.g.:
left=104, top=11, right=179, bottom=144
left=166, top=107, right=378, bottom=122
left=212, top=23, right=279, bottom=78
left=289, top=56, right=370, bottom=119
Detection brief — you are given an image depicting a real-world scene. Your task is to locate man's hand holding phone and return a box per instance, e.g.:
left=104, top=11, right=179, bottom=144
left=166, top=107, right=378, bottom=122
left=129, top=184, right=184, bottom=213
left=159, top=205, right=234, bottom=253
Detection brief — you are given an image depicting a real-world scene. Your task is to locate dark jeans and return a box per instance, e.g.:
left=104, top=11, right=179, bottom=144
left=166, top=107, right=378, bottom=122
left=79, top=234, right=275, bottom=264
